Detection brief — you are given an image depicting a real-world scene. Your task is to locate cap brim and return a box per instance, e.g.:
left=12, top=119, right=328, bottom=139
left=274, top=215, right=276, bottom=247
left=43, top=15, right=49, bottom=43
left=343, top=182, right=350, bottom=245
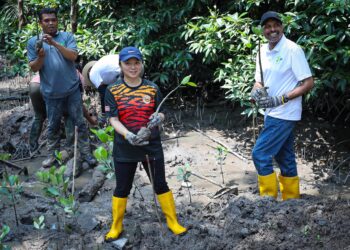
left=120, top=54, right=142, bottom=62
left=82, top=61, right=97, bottom=88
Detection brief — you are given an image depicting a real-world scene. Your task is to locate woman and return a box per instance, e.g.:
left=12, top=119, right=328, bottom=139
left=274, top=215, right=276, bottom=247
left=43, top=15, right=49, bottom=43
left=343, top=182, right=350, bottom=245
left=104, top=46, right=187, bottom=241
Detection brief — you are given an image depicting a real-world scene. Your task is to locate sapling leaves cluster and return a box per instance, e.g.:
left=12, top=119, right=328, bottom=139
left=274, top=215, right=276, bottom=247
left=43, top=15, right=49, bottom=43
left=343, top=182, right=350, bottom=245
left=91, top=126, right=115, bottom=178
left=177, top=163, right=192, bottom=203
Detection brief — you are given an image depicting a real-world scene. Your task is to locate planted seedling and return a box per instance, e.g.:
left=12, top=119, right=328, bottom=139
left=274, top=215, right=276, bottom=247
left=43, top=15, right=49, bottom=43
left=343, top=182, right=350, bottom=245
left=0, top=224, right=10, bottom=250
left=36, top=165, right=78, bottom=231
left=147, top=75, right=196, bottom=128
left=91, top=125, right=115, bottom=178
left=216, top=146, right=228, bottom=184
left=0, top=170, right=23, bottom=227
left=33, top=215, right=45, bottom=240
left=177, top=163, right=192, bottom=203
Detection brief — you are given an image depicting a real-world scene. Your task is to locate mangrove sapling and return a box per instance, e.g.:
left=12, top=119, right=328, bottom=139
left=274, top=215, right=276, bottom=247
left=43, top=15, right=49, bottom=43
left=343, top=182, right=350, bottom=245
left=147, top=75, right=196, bottom=129
left=0, top=168, right=23, bottom=227
left=0, top=224, right=10, bottom=250
left=33, top=215, right=45, bottom=240
left=216, top=146, right=228, bottom=184
left=91, top=126, right=115, bottom=178
left=177, top=163, right=192, bottom=203
left=36, top=165, right=79, bottom=232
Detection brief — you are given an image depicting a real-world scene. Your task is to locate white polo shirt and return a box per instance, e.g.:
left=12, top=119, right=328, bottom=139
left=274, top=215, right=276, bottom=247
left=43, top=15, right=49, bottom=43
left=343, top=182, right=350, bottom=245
left=255, top=35, right=312, bottom=121
left=89, top=54, right=121, bottom=88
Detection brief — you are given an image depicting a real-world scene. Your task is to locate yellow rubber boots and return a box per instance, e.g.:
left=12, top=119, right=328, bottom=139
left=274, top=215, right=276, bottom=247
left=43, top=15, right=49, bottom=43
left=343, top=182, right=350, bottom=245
left=258, top=172, right=278, bottom=198
left=279, top=175, right=300, bottom=200
left=105, top=196, right=127, bottom=242
left=157, top=191, right=187, bottom=235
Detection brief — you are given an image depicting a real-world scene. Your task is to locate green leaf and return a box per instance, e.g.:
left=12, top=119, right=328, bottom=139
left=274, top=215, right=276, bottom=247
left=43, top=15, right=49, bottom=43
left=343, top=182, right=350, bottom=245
left=46, top=187, right=60, bottom=197
left=181, top=75, right=191, bottom=85
left=186, top=81, right=197, bottom=87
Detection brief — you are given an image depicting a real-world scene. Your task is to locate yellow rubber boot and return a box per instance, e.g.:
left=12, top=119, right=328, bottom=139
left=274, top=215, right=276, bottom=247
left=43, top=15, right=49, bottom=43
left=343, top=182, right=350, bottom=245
left=157, top=191, right=187, bottom=235
left=258, top=172, right=278, bottom=198
left=105, top=196, right=127, bottom=242
left=279, top=175, right=300, bottom=200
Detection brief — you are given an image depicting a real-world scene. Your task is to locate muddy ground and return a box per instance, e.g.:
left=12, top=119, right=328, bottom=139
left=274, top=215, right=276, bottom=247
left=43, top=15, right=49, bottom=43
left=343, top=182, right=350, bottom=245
left=0, top=77, right=350, bottom=250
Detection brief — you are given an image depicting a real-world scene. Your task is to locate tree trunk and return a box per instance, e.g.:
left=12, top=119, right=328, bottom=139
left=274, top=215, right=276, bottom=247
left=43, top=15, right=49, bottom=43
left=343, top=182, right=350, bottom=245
left=70, top=0, right=78, bottom=33
left=18, top=0, right=24, bottom=30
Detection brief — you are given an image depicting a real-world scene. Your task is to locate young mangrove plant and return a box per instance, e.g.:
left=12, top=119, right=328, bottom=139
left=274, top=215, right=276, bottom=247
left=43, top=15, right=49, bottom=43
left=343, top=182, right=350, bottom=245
left=36, top=165, right=78, bottom=231
left=91, top=125, right=114, bottom=178
left=0, top=224, right=10, bottom=250
left=177, top=163, right=192, bottom=203
left=0, top=171, right=23, bottom=227
left=216, top=146, right=228, bottom=184
left=148, top=75, right=196, bottom=127
left=33, top=215, right=45, bottom=240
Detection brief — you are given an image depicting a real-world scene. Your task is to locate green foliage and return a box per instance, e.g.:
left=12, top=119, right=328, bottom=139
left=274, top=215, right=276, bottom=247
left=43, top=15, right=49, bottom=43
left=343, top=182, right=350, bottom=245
left=0, top=174, right=23, bottom=199
left=0, top=224, right=11, bottom=250
left=33, top=215, right=45, bottom=230
left=1, top=0, right=349, bottom=122
left=177, top=163, right=192, bottom=182
left=36, top=166, right=78, bottom=214
left=0, top=153, right=11, bottom=161
left=91, top=125, right=114, bottom=178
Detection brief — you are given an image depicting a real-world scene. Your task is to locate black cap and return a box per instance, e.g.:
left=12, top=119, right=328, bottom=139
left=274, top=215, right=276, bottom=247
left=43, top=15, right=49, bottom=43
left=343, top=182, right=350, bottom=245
left=260, top=11, right=282, bottom=25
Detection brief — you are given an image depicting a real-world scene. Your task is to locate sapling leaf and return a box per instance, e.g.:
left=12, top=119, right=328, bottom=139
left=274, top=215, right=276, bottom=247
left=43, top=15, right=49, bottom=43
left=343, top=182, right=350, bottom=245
left=0, top=224, right=10, bottom=240
left=181, top=75, right=191, bottom=85
left=46, top=187, right=60, bottom=197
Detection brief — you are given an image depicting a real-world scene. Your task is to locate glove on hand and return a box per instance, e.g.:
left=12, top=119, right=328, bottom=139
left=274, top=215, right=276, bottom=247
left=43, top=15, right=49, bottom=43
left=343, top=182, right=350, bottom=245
left=125, top=132, right=149, bottom=146
left=136, top=127, right=151, bottom=141
left=257, top=94, right=289, bottom=108
left=148, top=113, right=164, bottom=129
left=250, top=87, right=269, bottom=102
left=35, top=39, right=43, bottom=53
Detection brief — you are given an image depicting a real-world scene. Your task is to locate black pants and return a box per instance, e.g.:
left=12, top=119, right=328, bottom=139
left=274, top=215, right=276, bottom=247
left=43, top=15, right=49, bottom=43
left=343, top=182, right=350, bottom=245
left=97, top=84, right=108, bottom=113
left=113, top=158, right=169, bottom=198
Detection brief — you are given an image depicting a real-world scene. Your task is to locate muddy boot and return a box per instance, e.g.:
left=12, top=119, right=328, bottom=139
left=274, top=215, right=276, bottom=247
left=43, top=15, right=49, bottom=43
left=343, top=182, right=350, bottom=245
left=279, top=175, right=300, bottom=200
left=29, top=116, right=45, bottom=152
left=105, top=196, right=127, bottom=242
left=258, top=172, right=278, bottom=198
left=157, top=191, right=187, bottom=235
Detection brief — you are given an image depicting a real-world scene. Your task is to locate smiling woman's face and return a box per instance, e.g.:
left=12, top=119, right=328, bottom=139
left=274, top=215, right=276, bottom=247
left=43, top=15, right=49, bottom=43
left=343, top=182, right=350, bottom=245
left=120, top=58, right=143, bottom=81
left=263, top=19, right=284, bottom=49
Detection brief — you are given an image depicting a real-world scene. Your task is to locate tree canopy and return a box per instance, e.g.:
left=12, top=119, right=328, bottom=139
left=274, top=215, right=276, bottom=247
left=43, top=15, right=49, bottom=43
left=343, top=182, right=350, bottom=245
left=1, top=0, right=349, bottom=122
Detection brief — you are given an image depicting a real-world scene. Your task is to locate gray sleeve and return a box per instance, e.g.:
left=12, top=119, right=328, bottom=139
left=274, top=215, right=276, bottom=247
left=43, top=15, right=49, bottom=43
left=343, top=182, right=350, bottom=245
left=27, top=37, right=37, bottom=62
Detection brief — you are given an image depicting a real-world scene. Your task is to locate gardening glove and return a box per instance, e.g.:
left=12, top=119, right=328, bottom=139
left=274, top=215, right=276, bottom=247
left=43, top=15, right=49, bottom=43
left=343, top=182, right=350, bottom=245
left=137, top=127, right=151, bottom=141
left=250, top=86, right=269, bottom=102
left=148, top=113, right=164, bottom=129
left=125, top=131, right=149, bottom=146
left=257, top=94, right=289, bottom=108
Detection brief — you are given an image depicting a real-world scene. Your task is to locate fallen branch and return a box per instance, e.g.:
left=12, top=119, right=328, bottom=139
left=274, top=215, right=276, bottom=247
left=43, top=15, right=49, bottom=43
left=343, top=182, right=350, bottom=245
left=191, top=171, right=238, bottom=198
left=0, top=159, right=28, bottom=176
left=188, top=125, right=247, bottom=161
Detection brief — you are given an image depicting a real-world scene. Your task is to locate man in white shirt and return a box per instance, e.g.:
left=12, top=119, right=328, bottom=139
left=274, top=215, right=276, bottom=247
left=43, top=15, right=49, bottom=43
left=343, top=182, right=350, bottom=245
left=251, top=11, right=314, bottom=200
left=82, top=55, right=121, bottom=125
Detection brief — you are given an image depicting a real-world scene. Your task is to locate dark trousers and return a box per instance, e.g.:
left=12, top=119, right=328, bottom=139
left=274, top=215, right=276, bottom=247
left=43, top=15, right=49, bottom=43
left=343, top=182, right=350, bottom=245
left=97, top=84, right=108, bottom=113
left=113, top=158, right=169, bottom=198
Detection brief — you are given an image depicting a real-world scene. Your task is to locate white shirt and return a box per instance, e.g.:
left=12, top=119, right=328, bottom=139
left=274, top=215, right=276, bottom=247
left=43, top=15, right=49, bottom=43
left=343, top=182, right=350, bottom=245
left=89, top=55, right=121, bottom=88
left=255, top=35, right=312, bottom=121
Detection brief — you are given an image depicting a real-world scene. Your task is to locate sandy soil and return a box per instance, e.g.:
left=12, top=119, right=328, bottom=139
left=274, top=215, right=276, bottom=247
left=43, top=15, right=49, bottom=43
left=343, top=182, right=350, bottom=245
left=1, top=77, right=350, bottom=250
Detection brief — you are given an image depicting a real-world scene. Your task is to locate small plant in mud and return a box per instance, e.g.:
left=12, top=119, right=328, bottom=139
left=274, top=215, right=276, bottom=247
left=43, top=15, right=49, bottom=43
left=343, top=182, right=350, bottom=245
left=0, top=171, right=23, bottom=227
left=0, top=224, right=10, bottom=250
left=177, top=163, right=192, bottom=203
left=36, top=165, right=78, bottom=231
left=91, top=125, right=115, bottom=178
left=216, top=146, right=228, bottom=184
left=33, top=215, right=45, bottom=240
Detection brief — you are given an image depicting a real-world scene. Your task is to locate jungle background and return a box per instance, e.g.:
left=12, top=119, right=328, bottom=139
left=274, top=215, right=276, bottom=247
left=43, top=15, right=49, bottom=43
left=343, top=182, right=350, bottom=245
left=0, top=0, right=350, bottom=249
